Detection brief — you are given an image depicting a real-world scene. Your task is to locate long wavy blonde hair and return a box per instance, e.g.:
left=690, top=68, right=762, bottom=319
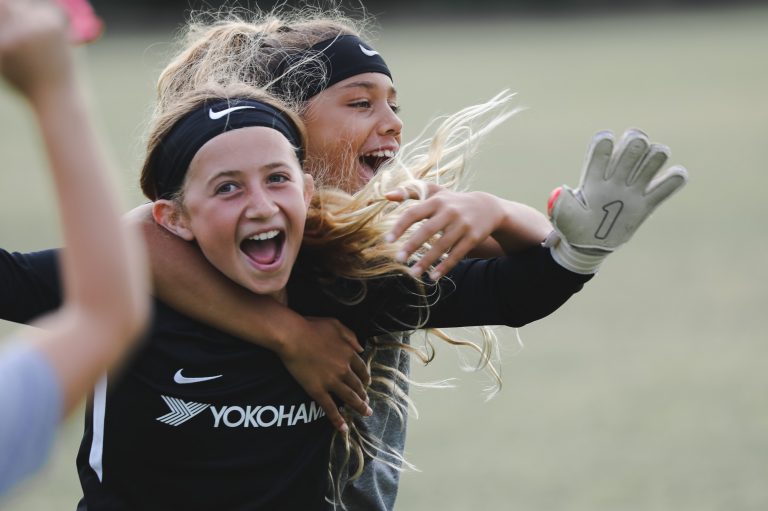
left=148, top=7, right=521, bottom=507
left=304, top=90, right=519, bottom=506
left=156, top=6, right=370, bottom=115
left=141, top=80, right=519, bottom=507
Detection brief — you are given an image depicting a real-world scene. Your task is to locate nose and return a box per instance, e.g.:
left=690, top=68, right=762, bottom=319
left=244, top=186, right=279, bottom=220
left=378, top=106, right=403, bottom=138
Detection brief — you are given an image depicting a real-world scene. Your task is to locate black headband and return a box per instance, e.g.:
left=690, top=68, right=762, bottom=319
left=148, top=98, right=303, bottom=200
left=272, top=35, right=391, bottom=102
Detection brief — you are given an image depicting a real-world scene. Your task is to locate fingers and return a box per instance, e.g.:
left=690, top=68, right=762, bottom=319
left=343, top=370, right=369, bottom=407
left=408, top=215, right=479, bottom=278
left=0, top=0, right=9, bottom=25
left=630, top=143, right=669, bottom=188
left=350, top=352, right=371, bottom=387
left=581, top=131, right=614, bottom=189
left=384, top=182, right=442, bottom=203
left=314, top=393, right=349, bottom=434
left=429, top=235, right=479, bottom=280
left=335, top=380, right=373, bottom=418
left=645, top=165, right=688, bottom=208
left=336, top=322, right=363, bottom=353
left=608, top=129, right=650, bottom=183
left=53, top=0, right=104, bottom=44
left=388, top=200, right=440, bottom=248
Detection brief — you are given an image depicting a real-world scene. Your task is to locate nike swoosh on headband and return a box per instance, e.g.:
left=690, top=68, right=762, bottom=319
left=359, top=44, right=380, bottom=57
left=209, top=105, right=257, bottom=120
left=174, top=369, right=223, bottom=384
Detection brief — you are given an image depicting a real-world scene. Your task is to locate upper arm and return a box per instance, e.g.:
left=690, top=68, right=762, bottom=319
left=0, top=249, right=62, bottom=324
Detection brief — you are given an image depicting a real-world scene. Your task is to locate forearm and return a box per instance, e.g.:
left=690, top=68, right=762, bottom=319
left=423, top=246, right=591, bottom=331
left=478, top=194, right=552, bottom=256
left=32, top=73, right=148, bottom=338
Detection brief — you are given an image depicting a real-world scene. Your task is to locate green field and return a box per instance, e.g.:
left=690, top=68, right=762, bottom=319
left=2, top=5, right=767, bottom=510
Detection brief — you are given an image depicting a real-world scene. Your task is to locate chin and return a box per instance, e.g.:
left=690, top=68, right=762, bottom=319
left=246, top=276, right=289, bottom=302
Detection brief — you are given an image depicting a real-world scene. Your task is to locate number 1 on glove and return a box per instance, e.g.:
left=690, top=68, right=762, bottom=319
left=546, top=129, right=688, bottom=274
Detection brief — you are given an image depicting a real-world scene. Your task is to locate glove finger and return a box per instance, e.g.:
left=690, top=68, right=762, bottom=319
left=581, top=131, right=614, bottom=190
left=550, top=185, right=596, bottom=244
left=644, top=165, right=689, bottom=209
left=551, top=184, right=585, bottom=213
left=608, top=128, right=649, bottom=182
left=630, top=143, right=670, bottom=188
left=547, top=187, right=562, bottom=217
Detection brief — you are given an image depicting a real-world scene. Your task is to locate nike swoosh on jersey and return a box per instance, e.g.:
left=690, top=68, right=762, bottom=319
left=208, top=105, right=256, bottom=120
left=359, top=44, right=379, bottom=57
left=174, top=369, right=223, bottom=384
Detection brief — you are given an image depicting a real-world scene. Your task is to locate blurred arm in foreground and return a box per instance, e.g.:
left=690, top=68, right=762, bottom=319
left=0, top=0, right=149, bottom=496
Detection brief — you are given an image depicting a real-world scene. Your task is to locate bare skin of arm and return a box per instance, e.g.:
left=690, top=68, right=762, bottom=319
left=385, top=186, right=553, bottom=279
left=1, top=0, right=149, bottom=416
left=127, top=182, right=549, bottom=430
left=125, top=204, right=371, bottom=433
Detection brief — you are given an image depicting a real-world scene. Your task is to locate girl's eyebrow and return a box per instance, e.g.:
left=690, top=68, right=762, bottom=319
left=340, top=80, right=398, bottom=99
left=206, top=169, right=243, bottom=186
left=205, top=162, right=293, bottom=186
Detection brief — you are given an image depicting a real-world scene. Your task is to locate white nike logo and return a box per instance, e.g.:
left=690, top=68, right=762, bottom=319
left=174, top=369, right=222, bottom=384
left=208, top=105, right=256, bottom=120
left=359, top=44, right=379, bottom=57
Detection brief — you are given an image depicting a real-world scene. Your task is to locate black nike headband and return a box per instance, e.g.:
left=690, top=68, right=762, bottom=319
left=271, top=34, right=391, bottom=102
left=148, top=98, right=303, bottom=200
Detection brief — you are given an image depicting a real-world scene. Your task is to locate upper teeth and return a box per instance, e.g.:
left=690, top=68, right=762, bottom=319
left=249, top=230, right=279, bottom=241
left=364, top=149, right=395, bottom=158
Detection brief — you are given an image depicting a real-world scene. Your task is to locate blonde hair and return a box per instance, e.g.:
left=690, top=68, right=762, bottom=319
left=302, top=90, right=520, bottom=507
left=153, top=8, right=381, bottom=193
left=156, top=6, right=370, bottom=115
left=149, top=7, right=521, bottom=505
left=141, top=80, right=518, bottom=507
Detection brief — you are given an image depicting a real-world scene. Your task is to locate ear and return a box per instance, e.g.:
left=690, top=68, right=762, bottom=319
left=302, top=173, right=315, bottom=207
left=152, top=200, right=195, bottom=241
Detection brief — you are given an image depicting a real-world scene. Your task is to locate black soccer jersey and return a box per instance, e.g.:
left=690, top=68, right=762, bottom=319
left=0, top=246, right=590, bottom=510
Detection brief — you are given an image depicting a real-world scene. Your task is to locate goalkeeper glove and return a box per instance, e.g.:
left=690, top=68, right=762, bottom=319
left=546, top=128, right=688, bottom=274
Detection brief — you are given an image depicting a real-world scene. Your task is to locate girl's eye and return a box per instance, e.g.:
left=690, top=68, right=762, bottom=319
left=267, top=173, right=289, bottom=184
left=349, top=100, right=372, bottom=109
left=215, top=182, right=239, bottom=195
left=389, top=103, right=401, bottom=114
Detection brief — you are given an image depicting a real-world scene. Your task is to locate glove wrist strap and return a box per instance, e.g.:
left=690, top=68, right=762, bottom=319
left=543, top=230, right=608, bottom=275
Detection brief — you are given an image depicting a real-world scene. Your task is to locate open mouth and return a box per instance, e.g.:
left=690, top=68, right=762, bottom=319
left=240, top=229, right=286, bottom=270
left=359, top=149, right=396, bottom=177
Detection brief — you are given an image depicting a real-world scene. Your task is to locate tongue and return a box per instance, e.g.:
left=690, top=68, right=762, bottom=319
left=242, top=239, right=279, bottom=265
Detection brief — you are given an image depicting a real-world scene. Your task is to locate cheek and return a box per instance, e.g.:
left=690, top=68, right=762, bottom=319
left=187, top=203, right=236, bottom=242
left=308, top=117, right=366, bottom=154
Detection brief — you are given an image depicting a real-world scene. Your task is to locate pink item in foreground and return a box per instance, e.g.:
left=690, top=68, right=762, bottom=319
left=54, top=0, right=103, bottom=43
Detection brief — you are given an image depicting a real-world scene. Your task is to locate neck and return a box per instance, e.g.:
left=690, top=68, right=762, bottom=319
left=268, top=288, right=288, bottom=305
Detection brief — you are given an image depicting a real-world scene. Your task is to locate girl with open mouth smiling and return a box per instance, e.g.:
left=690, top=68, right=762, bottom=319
left=0, top=38, right=686, bottom=511
left=122, top=8, right=685, bottom=510
left=1, top=78, right=598, bottom=508
left=134, top=13, right=555, bottom=509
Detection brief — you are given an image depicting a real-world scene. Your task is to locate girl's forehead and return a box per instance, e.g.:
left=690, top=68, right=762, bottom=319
left=324, top=72, right=396, bottom=97
left=188, top=127, right=301, bottom=179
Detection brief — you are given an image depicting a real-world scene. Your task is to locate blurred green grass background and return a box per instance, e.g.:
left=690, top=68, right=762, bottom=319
left=2, top=5, right=767, bottom=510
